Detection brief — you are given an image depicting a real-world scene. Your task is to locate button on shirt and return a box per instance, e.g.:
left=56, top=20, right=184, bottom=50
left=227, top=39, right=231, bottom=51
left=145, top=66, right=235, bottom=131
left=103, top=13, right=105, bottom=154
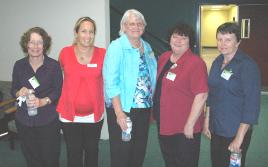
left=207, top=50, right=261, bottom=137
left=11, top=55, right=63, bottom=127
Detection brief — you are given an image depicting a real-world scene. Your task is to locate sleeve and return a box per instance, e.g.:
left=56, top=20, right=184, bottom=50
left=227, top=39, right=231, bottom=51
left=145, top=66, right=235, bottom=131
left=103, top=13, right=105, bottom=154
left=10, top=61, right=20, bottom=98
left=206, top=60, right=217, bottom=107
left=47, top=62, right=63, bottom=103
left=103, top=41, right=123, bottom=98
left=190, top=58, right=208, bottom=95
left=241, top=59, right=261, bottom=125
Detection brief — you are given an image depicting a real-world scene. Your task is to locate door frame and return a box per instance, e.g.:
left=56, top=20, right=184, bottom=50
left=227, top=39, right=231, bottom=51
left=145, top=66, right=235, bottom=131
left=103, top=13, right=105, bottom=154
left=195, top=2, right=236, bottom=55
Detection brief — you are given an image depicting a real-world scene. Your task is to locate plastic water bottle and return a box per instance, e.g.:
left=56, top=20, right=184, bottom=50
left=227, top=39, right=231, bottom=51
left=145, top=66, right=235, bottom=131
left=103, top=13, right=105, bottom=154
left=122, top=117, right=132, bottom=142
left=229, top=152, right=241, bottom=167
left=26, top=90, right=38, bottom=116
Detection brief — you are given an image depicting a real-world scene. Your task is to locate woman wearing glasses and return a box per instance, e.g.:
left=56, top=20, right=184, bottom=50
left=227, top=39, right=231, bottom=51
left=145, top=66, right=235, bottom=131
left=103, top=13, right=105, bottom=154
left=103, top=9, right=157, bottom=167
left=11, top=27, right=63, bottom=167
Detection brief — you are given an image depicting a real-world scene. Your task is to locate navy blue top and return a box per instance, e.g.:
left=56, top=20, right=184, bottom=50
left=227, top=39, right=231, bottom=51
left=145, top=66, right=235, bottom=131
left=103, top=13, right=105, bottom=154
left=11, top=55, right=63, bottom=127
left=207, top=50, right=261, bottom=137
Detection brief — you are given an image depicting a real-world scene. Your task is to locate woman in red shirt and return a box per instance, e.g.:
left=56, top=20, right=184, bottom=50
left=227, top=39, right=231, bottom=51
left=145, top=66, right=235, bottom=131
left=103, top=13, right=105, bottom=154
left=57, top=17, right=105, bottom=167
left=153, top=22, right=208, bottom=167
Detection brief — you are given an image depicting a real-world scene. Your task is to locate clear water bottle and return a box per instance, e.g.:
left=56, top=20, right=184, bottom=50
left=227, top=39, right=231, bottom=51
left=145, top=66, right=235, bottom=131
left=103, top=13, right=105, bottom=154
left=26, top=90, right=38, bottom=116
left=122, top=117, right=132, bottom=142
left=229, top=152, right=242, bottom=167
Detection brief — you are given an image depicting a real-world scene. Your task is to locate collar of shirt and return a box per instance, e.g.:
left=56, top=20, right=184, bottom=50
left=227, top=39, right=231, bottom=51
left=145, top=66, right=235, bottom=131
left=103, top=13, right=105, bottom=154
left=217, top=49, right=244, bottom=66
left=21, top=54, right=50, bottom=72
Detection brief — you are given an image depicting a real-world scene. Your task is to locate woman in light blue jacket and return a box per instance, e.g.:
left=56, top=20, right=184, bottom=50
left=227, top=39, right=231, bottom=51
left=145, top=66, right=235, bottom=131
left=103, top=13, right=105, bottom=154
left=103, top=9, right=157, bottom=167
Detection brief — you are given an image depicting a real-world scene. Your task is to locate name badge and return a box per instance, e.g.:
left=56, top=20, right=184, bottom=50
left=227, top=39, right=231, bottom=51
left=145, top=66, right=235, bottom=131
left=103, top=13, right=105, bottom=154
left=221, top=69, right=233, bottom=80
left=166, top=72, right=176, bottom=81
left=87, top=64, right=97, bottom=68
left=28, top=76, right=40, bottom=89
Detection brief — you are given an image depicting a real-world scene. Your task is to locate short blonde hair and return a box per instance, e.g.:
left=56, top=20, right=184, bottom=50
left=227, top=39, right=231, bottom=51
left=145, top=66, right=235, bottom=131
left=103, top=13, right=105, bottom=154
left=119, top=9, right=147, bottom=36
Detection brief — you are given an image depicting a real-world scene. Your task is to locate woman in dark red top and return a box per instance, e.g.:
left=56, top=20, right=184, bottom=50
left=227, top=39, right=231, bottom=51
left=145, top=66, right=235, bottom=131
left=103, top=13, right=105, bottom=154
left=57, top=17, right=105, bottom=167
left=153, top=22, right=208, bottom=167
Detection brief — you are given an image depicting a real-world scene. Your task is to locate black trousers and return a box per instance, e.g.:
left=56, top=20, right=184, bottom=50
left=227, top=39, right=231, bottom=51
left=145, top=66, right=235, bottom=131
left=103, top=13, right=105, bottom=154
left=61, top=120, right=103, bottom=167
left=16, top=118, right=61, bottom=167
left=158, top=132, right=201, bottom=167
left=211, top=130, right=252, bottom=167
left=106, top=108, right=151, bottom=167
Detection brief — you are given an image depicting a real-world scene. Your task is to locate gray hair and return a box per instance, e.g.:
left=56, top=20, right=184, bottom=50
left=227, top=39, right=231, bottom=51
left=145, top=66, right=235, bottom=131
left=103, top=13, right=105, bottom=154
left=119, top=9, right=147, bottom=36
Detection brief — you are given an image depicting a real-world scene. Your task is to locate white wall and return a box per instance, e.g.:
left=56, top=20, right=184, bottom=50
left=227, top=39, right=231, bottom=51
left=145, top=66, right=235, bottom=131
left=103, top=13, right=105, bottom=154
left=0, top=0, right=110, bottom=81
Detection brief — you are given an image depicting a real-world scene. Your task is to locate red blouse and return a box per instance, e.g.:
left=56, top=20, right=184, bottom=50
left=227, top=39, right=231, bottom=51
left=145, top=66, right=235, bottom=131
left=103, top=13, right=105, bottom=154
left=157, top=49, right=208, bottom=135
left=57, top=46, right=106, bottom=122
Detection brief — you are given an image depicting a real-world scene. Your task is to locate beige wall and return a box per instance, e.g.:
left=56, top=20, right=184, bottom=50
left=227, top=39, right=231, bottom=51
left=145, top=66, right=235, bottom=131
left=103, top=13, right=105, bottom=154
left=201, top=6, right=238, bottom=47
left=229, top=6, right=238, bottom=22
left=201, top=10, right=229, bottom=47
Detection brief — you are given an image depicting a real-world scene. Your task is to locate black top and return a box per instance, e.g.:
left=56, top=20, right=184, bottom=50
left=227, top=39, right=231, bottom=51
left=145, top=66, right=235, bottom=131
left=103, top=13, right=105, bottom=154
left=153, top=59, right=174, bottom=123
left=11, top=55, right=63, bottom=127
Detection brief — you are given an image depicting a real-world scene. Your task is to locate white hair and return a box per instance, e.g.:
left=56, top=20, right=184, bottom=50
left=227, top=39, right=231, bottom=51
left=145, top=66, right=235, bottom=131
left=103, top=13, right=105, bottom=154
left=119, top=9, right=147, bottom=36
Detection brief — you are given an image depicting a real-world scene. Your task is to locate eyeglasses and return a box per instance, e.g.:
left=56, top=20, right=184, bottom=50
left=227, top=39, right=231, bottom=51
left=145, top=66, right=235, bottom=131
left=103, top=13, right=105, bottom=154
left=126, top=22, right=144, bottom=29
left=28, top=41, right=43, bottom=47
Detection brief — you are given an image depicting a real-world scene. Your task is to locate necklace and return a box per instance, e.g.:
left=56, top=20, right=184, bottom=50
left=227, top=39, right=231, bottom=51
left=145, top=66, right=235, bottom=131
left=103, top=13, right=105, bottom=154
left=75, top=46, right=93, bottom=64
left=131, top=40, right=142, bottom=49
left=137, top=42, right=143, bottom=50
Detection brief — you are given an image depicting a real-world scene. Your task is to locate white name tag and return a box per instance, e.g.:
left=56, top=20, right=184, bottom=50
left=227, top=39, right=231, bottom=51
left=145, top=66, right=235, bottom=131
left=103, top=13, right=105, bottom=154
left=28, top=76, right=40, bottom=89
left=221, top=69, right=233, bottom=80
left=87, top=64, right=97, bottom=68
left=166, top=72, right=176, bottom=81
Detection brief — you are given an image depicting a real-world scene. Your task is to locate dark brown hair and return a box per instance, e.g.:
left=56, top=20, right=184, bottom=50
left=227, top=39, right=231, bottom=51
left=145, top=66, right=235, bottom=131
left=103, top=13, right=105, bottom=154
left=168, top=22, right=195, bottom=50
left=20, top=27, right=51, bottom=54
left=216, top=22, right=241, bottom=42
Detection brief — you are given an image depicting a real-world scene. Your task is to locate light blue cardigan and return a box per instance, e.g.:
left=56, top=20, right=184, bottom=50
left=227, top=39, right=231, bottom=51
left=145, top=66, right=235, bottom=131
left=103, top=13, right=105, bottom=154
left=103, top=34, right=157, bottom=113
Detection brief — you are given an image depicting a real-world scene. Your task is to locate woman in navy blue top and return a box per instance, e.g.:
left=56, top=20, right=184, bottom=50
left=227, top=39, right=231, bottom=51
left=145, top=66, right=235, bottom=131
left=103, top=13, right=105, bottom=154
left=11, top=27, right=63, bottom=167
left=203, top=22, right=261, bottom=167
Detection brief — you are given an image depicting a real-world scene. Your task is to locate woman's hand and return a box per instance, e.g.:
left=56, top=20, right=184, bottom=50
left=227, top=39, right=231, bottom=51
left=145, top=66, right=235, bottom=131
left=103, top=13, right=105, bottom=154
left=202, top=107, right=211, bottom=139
left=203, top=117, right=211, bottom=139
left=184, top=123, right=194, bottom=139
left=184, top=92, right=208, bottom=139
left=228, top=123, right=250, bottom=153
left=112, top=96, right=128, bottom=131
left=26, top=93, right=38, bottom=108
left=16, top=87, right=30, bottom=97
left=116, top=111, right=128, bottom=131
left=228, top=137, right=242, bottom=153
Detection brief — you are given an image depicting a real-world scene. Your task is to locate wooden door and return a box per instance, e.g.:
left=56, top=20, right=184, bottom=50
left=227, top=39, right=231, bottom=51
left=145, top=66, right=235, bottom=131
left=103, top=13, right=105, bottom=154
left=239, top=4, right=268, bottom=87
